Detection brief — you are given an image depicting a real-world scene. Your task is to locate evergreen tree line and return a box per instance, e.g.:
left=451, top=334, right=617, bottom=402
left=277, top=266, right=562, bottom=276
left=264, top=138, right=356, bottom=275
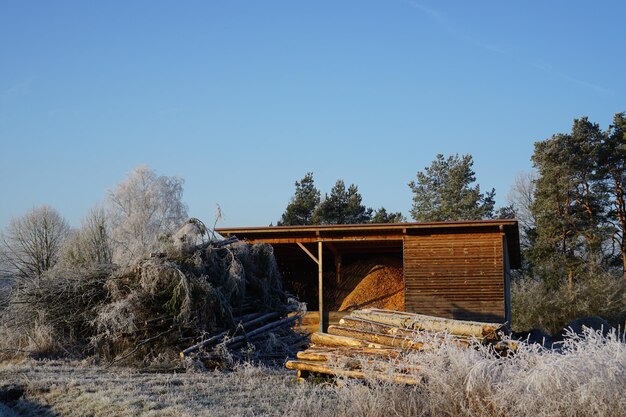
left=276, top=174, right=406, bottom=226
left=278, top=154, right=508, bottom=227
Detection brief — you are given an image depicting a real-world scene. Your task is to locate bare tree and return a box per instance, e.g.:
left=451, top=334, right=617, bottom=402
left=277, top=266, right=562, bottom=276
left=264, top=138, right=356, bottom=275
left=107, top=165, right=188, bottom=266
left=59, top=206, right=113, bottom=269
left=507, top=171, right=537, bottom=238
left=0, top=205, right=70, bottom=279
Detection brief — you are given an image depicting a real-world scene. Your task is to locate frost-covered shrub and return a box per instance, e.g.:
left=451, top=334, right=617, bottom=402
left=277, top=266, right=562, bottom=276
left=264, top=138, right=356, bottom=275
left=511, top=272, right=626, bottom=333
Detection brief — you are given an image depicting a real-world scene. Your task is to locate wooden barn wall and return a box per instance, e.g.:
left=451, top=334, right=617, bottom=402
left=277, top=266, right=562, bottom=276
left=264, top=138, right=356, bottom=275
left=403, top=232, right=506, bottom=322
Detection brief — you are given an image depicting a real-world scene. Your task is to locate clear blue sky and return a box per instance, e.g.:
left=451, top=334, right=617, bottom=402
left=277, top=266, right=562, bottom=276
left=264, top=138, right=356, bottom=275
left=1, top=1, right=624, bottom=230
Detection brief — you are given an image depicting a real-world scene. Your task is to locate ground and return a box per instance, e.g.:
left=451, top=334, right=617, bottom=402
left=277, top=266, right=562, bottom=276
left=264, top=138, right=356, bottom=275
left=2, top=330, right=624, bottom=417
left=0, top=360, right=328, bottom=417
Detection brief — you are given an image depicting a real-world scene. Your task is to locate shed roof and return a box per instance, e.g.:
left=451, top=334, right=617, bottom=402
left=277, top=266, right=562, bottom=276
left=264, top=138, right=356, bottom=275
left=216, top=219, right=521, bottom=269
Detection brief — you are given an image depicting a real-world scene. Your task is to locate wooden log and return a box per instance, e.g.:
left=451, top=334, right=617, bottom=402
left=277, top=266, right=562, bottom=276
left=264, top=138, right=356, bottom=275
left=327, top=325, right=428, bottom=350
left=296, top=369, right=310, bottom=383
left=303, top=346, right=402, bottom=359
left=340, top=316, right=415, bottom=335
left=232, top=311, right=264, bottom=323
left=339, top=316, right=473, bottom=347
left=237, top=312, right=281, bottom=330
left=211, top=314, right=300, bottom=349
left=350, top=308, right=504, bottom=339
left=296, top=349, right=419, bottom=374
left=180, top=312, right=283, bottom=357
left=285, top=360, right=421, bottom=385
left=310, top=332, right=387, bottom=349
left=297, top=348, right=397, bottom=363
left=297, top=350, right=330, bottom=362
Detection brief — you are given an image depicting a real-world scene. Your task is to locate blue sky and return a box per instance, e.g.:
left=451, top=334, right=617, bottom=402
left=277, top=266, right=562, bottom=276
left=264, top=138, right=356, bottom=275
left=1, top=1, right=624, bottom=230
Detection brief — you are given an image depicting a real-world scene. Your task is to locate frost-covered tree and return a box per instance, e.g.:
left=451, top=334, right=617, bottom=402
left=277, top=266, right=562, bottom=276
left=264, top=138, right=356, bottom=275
left=59, top=206, right=113, bottom=269
left=107, top=166, right=188, bottom=266
left=0, top=205, right=70, bottom=279
left=508, top=171, right=537, bottom=242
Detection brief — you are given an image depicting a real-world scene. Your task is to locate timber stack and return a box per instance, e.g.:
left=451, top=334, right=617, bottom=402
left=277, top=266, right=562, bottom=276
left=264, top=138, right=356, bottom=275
left=286, top=308, right=514, bottom=384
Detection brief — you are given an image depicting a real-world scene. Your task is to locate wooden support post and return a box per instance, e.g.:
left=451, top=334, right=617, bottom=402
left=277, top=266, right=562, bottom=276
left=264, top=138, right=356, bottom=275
left=318, top=241, right=328, bottom=332
left=296, top=241, right=327, bottom=333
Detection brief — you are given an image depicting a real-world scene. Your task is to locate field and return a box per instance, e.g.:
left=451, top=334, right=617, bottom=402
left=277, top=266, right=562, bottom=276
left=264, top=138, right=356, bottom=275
left=0, top=360, right=317, bottom=417
left=1, top=328, right=625, bottom=417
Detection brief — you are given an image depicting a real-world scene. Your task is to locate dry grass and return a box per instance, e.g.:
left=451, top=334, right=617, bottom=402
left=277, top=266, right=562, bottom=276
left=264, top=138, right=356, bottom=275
left=1, top=329, right=624, bottom=417
left=0, top=360, right=324, bottom=417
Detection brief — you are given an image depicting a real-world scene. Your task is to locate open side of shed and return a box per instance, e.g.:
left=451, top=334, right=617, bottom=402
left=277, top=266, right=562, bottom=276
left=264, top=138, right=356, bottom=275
left=216, top=220, right=520, bottom=332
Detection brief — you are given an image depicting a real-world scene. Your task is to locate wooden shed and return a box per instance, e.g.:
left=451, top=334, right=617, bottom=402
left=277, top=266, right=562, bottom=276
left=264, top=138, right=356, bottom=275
left=216, top=220, right=520, bottom=331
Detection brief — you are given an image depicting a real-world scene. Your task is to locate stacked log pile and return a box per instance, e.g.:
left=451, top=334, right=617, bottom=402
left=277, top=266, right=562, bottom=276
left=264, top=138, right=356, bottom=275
left=286, top=308, right=513, bottom=384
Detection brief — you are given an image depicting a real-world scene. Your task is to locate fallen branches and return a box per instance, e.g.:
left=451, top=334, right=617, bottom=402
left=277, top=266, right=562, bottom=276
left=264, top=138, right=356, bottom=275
left=180, top=312, right=280, bottom=357
left=181, top=313, right=302, bottom=360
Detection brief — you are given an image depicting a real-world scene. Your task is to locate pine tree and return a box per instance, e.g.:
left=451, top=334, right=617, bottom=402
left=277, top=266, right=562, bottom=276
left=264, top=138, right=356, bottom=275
left=277, top=173, right=320, bottom=226
left=313, top=180, right=372, bottom=224
left=408, top=154, right=495, bottom=221
left=530, top=118, right=610, bottom=287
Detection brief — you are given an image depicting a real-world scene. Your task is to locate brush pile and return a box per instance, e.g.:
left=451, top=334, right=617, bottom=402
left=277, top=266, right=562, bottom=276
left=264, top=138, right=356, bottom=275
left=286, top=308, right=514, bottom=384
left=1, top=229, right=304, bottom=369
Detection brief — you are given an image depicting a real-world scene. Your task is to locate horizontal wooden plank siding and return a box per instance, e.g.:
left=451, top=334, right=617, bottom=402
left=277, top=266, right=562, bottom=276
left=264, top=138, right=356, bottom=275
left=403, top=233, right=506, bottom=322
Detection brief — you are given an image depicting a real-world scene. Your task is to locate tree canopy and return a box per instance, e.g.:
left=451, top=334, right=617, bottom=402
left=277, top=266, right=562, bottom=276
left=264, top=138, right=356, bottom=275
left=313, top=180, right=372, bottom=225
left=278, top=174, right=403, bottom=225
left=59, top=206, right=112, bottom=269
left=408, top=154, right=495, bottom=222
left=520, top=113, right=626, bottom=284
left=277, top=173, right=320, bottom=226
left=602, top=113, right=626, bottom=277
left=371, top=207, right=406, bottom=224
left=107, top=165, right=188, bottom=266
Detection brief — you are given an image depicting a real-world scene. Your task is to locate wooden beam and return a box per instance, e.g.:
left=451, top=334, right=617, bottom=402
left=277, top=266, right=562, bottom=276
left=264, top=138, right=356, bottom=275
left=297, top=242, right=319, bottom=265
left=246, top=236, right=406, bottom=244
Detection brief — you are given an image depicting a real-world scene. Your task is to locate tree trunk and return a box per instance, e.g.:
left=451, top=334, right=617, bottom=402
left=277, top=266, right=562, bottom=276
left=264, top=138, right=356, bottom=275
left=339, top=316, right=472, bottom=346
left=297, top=346, right=401, bottom=361
left=285, top=360, right=421, bottom=385
left=327, top=325, right=428, bottom=350
left=310, top=332, right=387, bottom=349
left=350, top=308, right=503, bottom=339
left=296, top=350, right=421, bottom=374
